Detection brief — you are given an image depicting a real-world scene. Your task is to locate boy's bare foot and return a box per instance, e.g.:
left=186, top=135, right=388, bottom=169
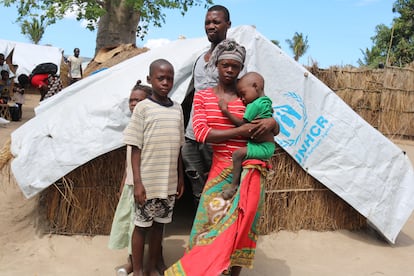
left=222, top=184, right=238, bottom=200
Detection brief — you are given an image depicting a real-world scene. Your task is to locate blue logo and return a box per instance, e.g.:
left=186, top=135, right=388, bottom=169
left=274, top=92, right=308, bottom=148
left=274, top=91, right=333, bottom=166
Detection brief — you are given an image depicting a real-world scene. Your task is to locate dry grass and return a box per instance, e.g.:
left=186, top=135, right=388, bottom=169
left=0, top=138, right=12, bottom=172
left=313, top=65, right=414, bottom=139
left=83, top=44, right=149, bottom=77
left=40, top=147, right=126, bottom=235
left=257, top=147, right=366, bottom=234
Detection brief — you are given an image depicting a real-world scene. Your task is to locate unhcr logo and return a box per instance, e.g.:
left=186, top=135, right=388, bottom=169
left=274, top=92, right=308, bottom=148
left=274, top=92, right=333, bottom=166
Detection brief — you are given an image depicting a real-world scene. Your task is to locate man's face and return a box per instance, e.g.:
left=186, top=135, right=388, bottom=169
left=204, top=11, right=230, bottom=44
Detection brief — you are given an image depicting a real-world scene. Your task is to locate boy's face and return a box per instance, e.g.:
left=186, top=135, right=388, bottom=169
left=147, top=64, right=174, bottom=98
left=129, top=89, right=148, bottom=112
left=237, top=78, right=259, bottom=105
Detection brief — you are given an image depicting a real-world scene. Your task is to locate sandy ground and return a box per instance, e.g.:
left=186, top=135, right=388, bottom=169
left=1, top=93, right=414, bottom=276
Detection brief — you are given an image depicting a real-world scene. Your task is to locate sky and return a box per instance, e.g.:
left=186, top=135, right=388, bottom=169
left=0, top=0, right=396, bottom=68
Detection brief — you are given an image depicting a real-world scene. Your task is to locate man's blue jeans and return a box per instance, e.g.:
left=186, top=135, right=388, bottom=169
left=181, top=138, right=213, bottom=206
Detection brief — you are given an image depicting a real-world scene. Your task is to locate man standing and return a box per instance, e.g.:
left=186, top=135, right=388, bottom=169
left=67, top=48, right=83, bottom=84
left=181, top=5, right=231, bottom=206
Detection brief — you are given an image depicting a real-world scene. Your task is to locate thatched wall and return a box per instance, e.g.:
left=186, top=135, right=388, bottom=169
left=41, top=145, right=366, bottom=235
left=257, top=147, right=366, bottom=234
left=312, top=66, right=414, bottom=139
left=40, top=147, right=126, bottom=235
left=40, top=56, right=414, bottom=236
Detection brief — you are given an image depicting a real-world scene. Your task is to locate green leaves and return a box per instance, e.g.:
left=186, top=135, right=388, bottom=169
left=286, top=32, right=310, bottom=62
left=362, top=0, right=414, bottom=67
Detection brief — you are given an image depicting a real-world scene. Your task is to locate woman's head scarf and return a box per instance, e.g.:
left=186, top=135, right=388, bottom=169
left=208, top=39, right=246, bottom=69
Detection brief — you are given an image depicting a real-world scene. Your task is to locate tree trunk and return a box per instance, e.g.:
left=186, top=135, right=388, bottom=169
left=95, top=0, right=140, bottom=55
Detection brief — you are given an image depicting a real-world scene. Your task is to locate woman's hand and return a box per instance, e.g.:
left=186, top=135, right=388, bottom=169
left=249, top=117, right=278, bottom=139
left=218, top=98, right=228, bottom=113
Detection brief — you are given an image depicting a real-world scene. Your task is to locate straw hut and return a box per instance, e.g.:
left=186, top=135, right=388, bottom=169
left=42, top=63, right=414, bottom=236
left=4, top=27, right=413, bottom=235
left=38, top=46, right=371, bottom=236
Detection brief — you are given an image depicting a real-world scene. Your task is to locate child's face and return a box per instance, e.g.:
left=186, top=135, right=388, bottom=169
left=1, top=71, right=9, bottom=80
left=129, top=89, right=148, bottom=112
left=147, top=64, right=174, bottom=98
left=237, top=78, right=259, bottom=105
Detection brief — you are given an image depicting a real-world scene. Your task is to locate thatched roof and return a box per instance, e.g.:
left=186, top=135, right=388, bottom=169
left=84, top=44, right=149, bottom=77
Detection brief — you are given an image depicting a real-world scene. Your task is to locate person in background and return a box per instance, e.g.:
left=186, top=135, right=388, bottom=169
left=181, top=4, right=231, bottom=207
left=0, top=53, right=11, bottom=75
left=67, top=48, right=83, bottom=84
left=31, top=73, right=63, bottom=101
left=12, top=74, right=30, bottom=120
left=109, top=80, right=152, bottom=276
left=30, top=73, right=49, bottom=101
left=0, top=70, right=12, bottom=103
left=123, top=59, right=185, bottom=276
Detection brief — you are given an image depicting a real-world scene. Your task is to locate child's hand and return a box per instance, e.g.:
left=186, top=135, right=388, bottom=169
left=218, top=98, right=228, bottom=113
left=176, top=179, right=184, bottom=199
left=134, top=182, right=146, bottom=206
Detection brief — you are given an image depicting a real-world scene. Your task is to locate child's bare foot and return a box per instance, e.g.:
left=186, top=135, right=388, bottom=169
left=222, top=185, right=238, bottom=200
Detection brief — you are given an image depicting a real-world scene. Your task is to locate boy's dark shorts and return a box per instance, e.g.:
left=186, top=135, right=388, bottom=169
left=134, top=195, right=176, bottom=227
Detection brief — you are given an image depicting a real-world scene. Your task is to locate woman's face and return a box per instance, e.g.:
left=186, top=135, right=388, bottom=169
left=217, top=59, right=243, bottom=85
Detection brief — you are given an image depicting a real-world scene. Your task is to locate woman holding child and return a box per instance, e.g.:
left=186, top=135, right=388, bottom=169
left=166, top=40, right=278, bottom=275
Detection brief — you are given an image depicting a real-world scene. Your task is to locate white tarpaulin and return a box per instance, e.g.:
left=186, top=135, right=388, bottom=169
left=0, top=39, right=62, bottom=77
left=10, top=25, right=414, bottom=243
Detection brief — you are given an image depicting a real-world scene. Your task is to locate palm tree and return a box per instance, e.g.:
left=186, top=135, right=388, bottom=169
left=285, top=32, right=309, bottom=61
left=20, top=17, right=46, bottom=44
